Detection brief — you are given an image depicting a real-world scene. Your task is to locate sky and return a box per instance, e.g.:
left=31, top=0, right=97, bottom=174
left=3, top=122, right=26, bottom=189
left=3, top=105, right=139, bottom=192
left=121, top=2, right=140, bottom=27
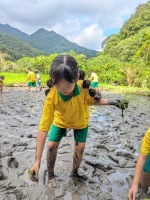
left=0, top=0, right=149, bottom=51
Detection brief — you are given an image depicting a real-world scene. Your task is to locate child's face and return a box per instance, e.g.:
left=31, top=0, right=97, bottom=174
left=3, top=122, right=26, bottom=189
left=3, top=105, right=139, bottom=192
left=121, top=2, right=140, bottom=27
left=55, top=78, right=75, bottom=96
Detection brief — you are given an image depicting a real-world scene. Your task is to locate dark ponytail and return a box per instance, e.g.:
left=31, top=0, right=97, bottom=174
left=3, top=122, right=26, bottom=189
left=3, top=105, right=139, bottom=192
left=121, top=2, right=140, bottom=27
left=45, top=79, right=53, bottom=96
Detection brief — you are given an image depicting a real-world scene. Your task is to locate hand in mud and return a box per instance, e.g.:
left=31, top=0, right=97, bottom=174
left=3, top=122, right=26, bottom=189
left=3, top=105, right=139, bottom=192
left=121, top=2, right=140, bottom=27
left=28, top=168, right=39, bottom=182
left=29, top=161, right=40, bottom=182
left=115, top=99, right=128, bottom=110
left=128, top=184, right=138, bottom=200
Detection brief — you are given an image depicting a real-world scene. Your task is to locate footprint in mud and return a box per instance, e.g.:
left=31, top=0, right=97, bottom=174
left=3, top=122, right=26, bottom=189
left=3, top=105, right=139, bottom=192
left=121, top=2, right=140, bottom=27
left=0, top=171, right=7, bottom=181
left=7, top=157, right=19, bottom=168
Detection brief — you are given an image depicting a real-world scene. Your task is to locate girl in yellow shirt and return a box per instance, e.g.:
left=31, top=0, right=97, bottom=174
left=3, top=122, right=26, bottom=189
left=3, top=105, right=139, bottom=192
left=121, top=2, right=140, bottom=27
left=30, top=55, right=128, bottom=181
left=128, top=127, right=150, bottom=200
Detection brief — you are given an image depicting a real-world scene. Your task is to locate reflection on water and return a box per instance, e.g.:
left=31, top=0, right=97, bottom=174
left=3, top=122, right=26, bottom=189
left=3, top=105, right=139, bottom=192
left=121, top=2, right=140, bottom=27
left=45, top=187, right=95, bottom=200
left=44, top=176, right=97, bottom=200
left=96, top=116, right=105, bottom=122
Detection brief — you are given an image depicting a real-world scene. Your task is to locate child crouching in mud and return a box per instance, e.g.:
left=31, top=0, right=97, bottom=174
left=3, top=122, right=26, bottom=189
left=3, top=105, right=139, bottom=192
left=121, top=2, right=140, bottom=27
left=30, top=54, right=128, bottom=182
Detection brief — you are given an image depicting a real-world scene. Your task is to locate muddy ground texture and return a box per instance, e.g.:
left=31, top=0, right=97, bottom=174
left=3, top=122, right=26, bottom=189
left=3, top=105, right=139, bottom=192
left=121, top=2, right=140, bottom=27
left=0, top=87, right=150, bottom=200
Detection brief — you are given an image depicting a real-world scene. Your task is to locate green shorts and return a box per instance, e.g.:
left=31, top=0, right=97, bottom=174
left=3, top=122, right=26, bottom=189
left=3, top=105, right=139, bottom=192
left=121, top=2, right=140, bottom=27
left=144, top=153, right=150, bottom=173
left=48, top=124, right=88, bottom=143
left=28, top=82, right=36, bottom=87
left=91, top=82, right=98, bottom=88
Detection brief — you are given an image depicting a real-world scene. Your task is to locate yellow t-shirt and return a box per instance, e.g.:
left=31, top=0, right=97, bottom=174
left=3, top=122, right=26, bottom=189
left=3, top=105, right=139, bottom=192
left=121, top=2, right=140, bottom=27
left=77, top=80, right=83, bottom=87
left=28, top=71, right=36, bottom=82
left=39, top=84, right=95, bottom=132
left=91, top=72, right=98, bottom=82
left=140, top=127, right=150, bottom=156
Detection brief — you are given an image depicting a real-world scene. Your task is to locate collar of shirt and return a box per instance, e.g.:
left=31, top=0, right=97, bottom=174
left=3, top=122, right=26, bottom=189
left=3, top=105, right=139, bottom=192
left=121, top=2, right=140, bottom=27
left=57, top=83, right=80, bottom=102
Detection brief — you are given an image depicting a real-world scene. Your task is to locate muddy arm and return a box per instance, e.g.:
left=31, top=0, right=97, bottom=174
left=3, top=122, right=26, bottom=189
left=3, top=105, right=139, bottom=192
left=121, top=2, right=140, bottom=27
left=128, top=154, right=147, bottom=200
left=30, top=130, right=48, bottom=182
left=35, top=130, right=48, bottom=162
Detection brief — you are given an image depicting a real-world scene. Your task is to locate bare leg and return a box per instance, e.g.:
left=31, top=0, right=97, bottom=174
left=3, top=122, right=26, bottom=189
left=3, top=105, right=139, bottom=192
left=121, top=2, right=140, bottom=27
left=0, top=85, right=3, bottom=93
left=71, top=142, right=85, bottom=176
left=28, top=86, right=30, bottom=91
left=38, top=83, right=42, bottom=91
left=47, top=141, right=60, bottom=179
left=141, top=172, right=150, bottom=192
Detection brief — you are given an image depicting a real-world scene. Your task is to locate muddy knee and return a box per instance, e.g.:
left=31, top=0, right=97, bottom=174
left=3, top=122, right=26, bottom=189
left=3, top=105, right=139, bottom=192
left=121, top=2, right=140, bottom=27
left=75, top=148, right=85, bottom=155
left=47, top=142, right=59, bottom=151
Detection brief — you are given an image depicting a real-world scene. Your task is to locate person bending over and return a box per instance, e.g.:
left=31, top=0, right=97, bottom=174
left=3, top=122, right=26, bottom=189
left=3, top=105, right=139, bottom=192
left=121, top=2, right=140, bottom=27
left=30, top=55, right=128, bottom=181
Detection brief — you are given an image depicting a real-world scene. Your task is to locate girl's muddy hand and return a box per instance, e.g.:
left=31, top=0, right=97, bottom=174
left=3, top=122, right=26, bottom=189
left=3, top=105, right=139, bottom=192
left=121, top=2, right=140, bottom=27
left=28, top=168, right=39, bottom=182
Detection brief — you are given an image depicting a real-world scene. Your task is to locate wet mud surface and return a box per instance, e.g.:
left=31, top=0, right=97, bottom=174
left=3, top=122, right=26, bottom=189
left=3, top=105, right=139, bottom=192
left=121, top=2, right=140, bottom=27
left=0, top=87, right=150, bottom=200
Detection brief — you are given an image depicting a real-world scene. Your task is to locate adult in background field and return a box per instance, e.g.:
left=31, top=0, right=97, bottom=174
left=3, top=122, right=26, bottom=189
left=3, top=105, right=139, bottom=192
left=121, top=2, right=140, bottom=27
left=25, top=68, right=37, bottom=91
left=89, top=71, right=99, bottom=89
left=35, top=70, right=42, bottom=91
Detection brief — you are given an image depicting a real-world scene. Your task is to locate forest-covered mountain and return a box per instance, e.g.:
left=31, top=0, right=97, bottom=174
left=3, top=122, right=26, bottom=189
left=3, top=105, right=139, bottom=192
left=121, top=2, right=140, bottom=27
left=0, top=1, right=150, bottom=89
left=0, top=24, right=97, bottom=59
left=88, top=1, right=150, bottom=88
left=0, top=33, right=45, bottom=60
left=27, top=28, right=97, bottom=57
left=102, top=1, right=150, bottom=63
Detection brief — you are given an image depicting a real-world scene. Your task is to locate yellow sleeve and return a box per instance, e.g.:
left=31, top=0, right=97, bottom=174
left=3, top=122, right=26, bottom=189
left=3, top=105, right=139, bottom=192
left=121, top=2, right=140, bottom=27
left=39, top=97, right=54, bottom=132
left=140, top=128, right=150, bottom=156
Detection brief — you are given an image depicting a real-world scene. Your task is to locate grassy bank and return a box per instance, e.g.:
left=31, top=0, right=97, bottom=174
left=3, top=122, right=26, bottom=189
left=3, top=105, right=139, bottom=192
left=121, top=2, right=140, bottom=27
left=0, top=72, right=49, bottom=85
left=99, top=83, right=150, bottom=96
left=0, top=72, right=150, bottom=96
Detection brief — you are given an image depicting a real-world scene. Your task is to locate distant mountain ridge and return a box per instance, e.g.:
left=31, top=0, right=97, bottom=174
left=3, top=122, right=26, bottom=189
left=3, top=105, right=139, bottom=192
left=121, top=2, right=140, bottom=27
left=0, top=24, right=29, bottom=40
left=0, top=32, right=45, bottom=60
left=0, top=24, right=97, bottom=59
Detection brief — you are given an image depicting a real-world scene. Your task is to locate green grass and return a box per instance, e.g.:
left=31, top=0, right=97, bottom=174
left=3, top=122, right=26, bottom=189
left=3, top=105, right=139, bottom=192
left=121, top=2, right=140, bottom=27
left=99, top=83, right=150, bottom=96
left=0, top=72, right=150, bottom=96
left=0, top=72, right=49, bottom=86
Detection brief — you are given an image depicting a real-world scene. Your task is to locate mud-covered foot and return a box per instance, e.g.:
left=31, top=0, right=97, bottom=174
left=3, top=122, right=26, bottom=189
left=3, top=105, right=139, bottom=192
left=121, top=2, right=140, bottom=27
left=47, top=172, right=57, bottom=188
left=70, top=171, right=87, bottom=180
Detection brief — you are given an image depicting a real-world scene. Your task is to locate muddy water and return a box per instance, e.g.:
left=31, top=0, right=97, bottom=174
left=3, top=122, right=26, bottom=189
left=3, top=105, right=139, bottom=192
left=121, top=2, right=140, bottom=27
left=0, top=87, right=150, bottom=200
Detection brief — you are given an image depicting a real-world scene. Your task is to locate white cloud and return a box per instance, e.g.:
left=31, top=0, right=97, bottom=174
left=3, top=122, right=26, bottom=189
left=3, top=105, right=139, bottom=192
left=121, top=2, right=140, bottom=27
left=0, top=0, right=149, bottom=50
left=67, top=24, right=105, bottom=50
